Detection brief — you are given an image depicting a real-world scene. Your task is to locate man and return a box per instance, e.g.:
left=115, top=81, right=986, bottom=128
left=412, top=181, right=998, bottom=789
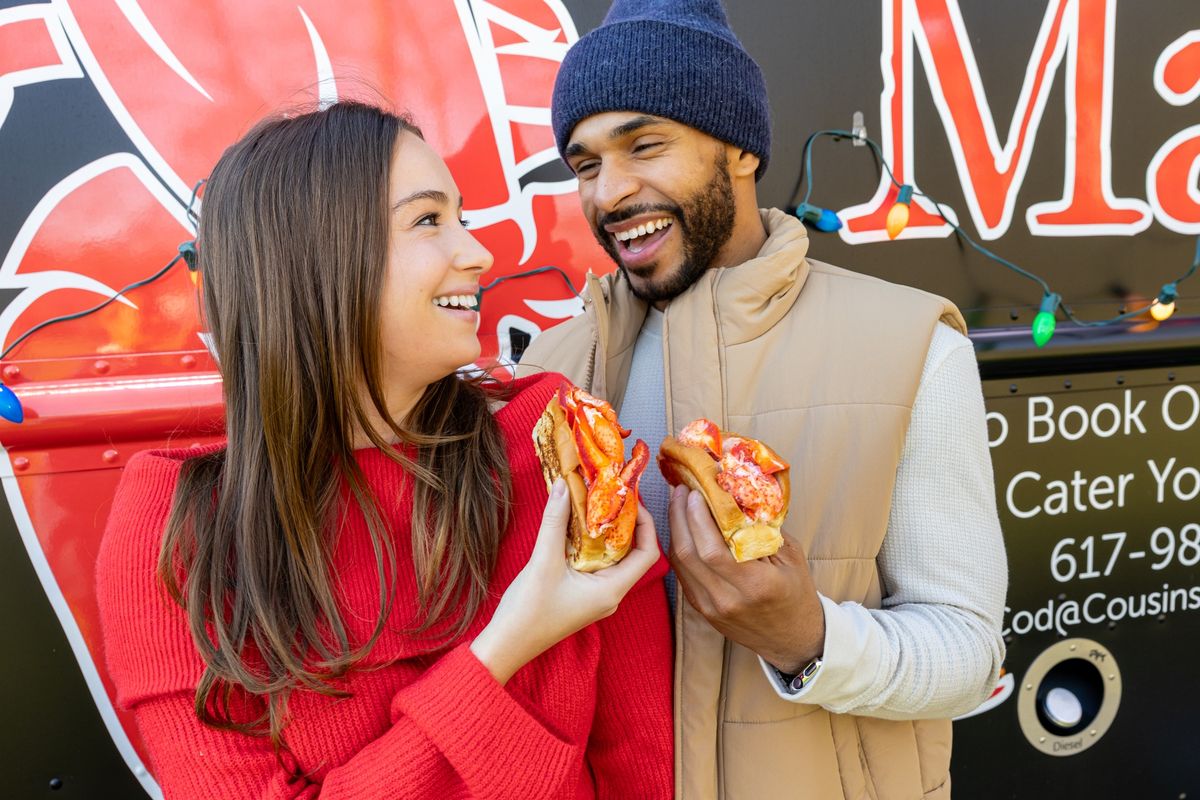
left=517, top=1, right=1007, bottom=797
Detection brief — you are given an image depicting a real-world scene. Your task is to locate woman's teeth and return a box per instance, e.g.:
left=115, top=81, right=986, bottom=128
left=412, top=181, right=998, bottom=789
left=433, top=294, right=478, bottom=309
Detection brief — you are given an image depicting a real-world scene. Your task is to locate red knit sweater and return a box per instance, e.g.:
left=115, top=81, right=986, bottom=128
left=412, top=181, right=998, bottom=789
left=96, top=373, right=673, bottom=799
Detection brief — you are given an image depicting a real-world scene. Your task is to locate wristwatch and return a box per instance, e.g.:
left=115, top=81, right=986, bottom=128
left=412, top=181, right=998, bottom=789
left=785, top=656, right=823, bottom=693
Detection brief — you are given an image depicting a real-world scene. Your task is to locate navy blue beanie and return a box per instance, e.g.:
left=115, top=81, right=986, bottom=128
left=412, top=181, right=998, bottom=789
left=552, top=0, right=771, bottom=180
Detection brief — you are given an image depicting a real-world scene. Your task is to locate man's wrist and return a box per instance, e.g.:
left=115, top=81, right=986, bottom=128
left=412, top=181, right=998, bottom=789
left=769, top=604, right=827, bottom=674
left=780, top=656, right=824, bottom=693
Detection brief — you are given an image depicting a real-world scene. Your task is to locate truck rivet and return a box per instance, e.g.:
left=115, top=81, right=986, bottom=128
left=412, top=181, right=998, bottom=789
left=2, top=366, right=20, bottom=382
left=1025, top=683, right=1033, bottom=691
left=1038, top=736, right=1046, bottom=743
left=1109, top=674, right=1115, bottom=681
left=1009, top=384, right=1018, bottom=394
left=181, top=354, right=197, bottom=368
left=93, top=360, right=110, bottom=375
left=13, top=457, right=30, bottom=471
left=49, top=777, right=62, bottom=790
left=1116, top=375, right=1124, bottom=385
left=1167, top=372, right=1176, bottom=382
left=1069, top=644, right=1076, bottom=651
left=1090, top=729, right=1097, bottom=737
left=102, top=449, right=119, bottom=464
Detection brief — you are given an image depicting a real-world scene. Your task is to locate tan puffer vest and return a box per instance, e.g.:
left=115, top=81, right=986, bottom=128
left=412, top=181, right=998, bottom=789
left=518, top=209, right=966, bottom=799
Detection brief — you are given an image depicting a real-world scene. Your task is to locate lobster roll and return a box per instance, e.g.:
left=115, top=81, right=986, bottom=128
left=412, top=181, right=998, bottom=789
left=532, top=381, right=649, bottom=572
left=658, top=419, right=790, bottom=562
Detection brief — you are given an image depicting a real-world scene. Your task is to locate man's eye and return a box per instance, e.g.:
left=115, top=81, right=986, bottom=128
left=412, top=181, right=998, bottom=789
left=574, top=160, right=599, bottom=176
left=633, top=142, right=662, bottom=154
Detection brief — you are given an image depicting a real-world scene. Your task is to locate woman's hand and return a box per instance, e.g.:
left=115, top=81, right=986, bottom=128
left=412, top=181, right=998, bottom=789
left=470, top=478, right=661, bottom=684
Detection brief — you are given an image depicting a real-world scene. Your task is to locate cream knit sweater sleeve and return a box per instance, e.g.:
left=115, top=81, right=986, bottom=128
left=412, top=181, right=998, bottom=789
left=760, top=322, right=1009, bottom=719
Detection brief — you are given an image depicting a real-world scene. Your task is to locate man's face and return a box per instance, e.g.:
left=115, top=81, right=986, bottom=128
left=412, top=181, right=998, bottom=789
left=563, top=113, right=735, bottom=304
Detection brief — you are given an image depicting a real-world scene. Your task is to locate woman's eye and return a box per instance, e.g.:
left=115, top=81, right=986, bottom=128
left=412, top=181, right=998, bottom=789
left=459, top=217, right=471, bottom=229
left=416, top=212, right=440, bottom=226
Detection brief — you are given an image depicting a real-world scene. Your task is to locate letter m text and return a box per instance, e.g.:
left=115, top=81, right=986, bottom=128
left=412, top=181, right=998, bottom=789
left=839, top=0, right=1151, bottom=243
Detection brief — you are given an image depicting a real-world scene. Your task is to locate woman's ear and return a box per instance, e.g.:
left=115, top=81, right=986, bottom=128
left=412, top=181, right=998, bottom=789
left=727, top=145, right=760, bottom=180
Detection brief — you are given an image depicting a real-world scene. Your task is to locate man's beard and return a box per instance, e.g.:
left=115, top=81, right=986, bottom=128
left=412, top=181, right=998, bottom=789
left=591, top=157, right=736, bottom=305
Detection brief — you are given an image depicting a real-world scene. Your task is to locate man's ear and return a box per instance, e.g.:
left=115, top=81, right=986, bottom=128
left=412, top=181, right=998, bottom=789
left=727, top=145, right=760, bottom=179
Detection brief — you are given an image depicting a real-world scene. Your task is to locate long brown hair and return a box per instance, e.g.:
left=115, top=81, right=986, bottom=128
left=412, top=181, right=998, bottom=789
left=159, top=101, right=512, bottom=746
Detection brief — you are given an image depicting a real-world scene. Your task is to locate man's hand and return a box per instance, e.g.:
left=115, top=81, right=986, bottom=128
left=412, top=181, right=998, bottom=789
left=668, top=485, right=825, bottom=675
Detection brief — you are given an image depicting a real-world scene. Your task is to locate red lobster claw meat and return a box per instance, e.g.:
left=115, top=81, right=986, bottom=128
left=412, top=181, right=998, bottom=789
left=558, top=383, right=647, bottom=538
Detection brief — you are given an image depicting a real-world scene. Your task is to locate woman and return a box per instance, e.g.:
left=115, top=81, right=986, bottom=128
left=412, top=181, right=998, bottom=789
left=95, top=101, right=673, bottom=799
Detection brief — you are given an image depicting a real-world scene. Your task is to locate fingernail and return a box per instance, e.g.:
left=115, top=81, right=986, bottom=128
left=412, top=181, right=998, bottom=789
left=552, top=478, right=566, bottom=498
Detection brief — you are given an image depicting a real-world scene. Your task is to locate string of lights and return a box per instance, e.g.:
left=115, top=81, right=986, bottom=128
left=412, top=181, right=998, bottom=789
left=787, top=129, right=1199, bottom=348
left=0, top=137, right=1194, bottom=424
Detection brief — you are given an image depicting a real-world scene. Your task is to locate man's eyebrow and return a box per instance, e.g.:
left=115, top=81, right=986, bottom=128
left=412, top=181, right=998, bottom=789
left=563, top=115, right=668, bottom=160
left=392, top=189, right=451, bottom=210
left=608, top=115, right=663, bottom=139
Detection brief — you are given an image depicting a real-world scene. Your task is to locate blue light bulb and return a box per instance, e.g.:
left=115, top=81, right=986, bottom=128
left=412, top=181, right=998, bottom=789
left=795, top=204, right=843, bottom=233
left=816, top=208, right=843, bottom=232
left=0, top=383, right=24, bottom=423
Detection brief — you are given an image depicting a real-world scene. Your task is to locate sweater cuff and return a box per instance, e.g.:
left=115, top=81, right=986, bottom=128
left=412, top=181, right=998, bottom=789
left=760, top=594, right=878, bottom=706
left=391, top=642, right=579, bottom=796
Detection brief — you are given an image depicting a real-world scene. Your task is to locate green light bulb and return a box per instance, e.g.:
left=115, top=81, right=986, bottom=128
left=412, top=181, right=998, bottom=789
left=1031, top=311, right=1056, bottom=347
left=1031, top=292, right=1061, bottom=347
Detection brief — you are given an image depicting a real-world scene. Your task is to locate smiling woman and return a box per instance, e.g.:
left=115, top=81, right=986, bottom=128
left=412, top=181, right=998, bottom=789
left=93, top=101, right=673, bottom=799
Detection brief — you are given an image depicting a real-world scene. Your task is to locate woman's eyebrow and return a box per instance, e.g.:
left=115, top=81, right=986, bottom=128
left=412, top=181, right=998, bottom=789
left=392, top=189, right=449, bottom=210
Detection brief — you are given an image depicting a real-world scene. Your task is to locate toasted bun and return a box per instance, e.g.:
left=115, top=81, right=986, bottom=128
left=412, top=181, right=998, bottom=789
left=532, top=396, right=633, bottom=572
left=658, top=433, right=789, bottom=562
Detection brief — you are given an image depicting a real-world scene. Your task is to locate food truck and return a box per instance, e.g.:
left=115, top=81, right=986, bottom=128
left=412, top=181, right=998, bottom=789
left=1, top=1, right=1196, bottom=796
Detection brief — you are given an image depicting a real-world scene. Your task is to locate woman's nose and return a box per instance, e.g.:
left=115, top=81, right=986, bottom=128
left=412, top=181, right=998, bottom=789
left=457, top=226, right=494, bottom=275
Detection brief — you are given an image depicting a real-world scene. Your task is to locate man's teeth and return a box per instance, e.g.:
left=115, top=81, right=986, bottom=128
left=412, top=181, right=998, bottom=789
left=614, top=217, right=672, bottom=243
left=433, top=294, right=478, bottom=309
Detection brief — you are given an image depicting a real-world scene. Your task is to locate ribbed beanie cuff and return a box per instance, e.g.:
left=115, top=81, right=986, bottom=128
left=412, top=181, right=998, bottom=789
left=552, top=15, right=771, bottom=180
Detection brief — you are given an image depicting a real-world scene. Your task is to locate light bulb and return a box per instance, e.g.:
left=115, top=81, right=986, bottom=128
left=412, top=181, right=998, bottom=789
left=1031, top=292, right=1061, bottom=348
left=1150, top=299, right=1175, bottom=321
left=885, top=185, right=913, bottom=240
left=795, top=204, right=843, bottom=233
left=816, top=208, right=843, bottom=232
left=0, top=383, right=24, bottom=423
left=1151, top=283, right=1178, bottom=322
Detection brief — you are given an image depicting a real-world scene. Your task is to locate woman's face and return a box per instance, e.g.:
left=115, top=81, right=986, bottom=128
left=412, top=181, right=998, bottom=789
left=378, top=131, right=493, bottom=401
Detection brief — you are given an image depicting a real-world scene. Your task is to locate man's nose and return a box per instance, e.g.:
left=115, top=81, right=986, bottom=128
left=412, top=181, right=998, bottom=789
left=592, top=162, right=639, bottom=214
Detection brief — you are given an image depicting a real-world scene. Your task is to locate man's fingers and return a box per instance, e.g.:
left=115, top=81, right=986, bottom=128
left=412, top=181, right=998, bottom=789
left=770, top=528, right=809, bottom=568
left=668, top=485, right=732, bottom=600
left=667, top=485, right=700, bottom=565
left=685, top=489, right=737, bottom=569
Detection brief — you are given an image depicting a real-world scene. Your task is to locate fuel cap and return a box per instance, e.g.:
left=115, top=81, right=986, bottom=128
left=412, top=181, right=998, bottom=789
left=1042, top=687, right=1083, bottom=728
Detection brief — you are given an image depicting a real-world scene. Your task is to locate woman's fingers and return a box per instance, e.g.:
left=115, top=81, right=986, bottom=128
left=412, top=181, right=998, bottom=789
left=584, top=503, right=660, bottom=597
left=530, top=478, right=571, bottom=561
